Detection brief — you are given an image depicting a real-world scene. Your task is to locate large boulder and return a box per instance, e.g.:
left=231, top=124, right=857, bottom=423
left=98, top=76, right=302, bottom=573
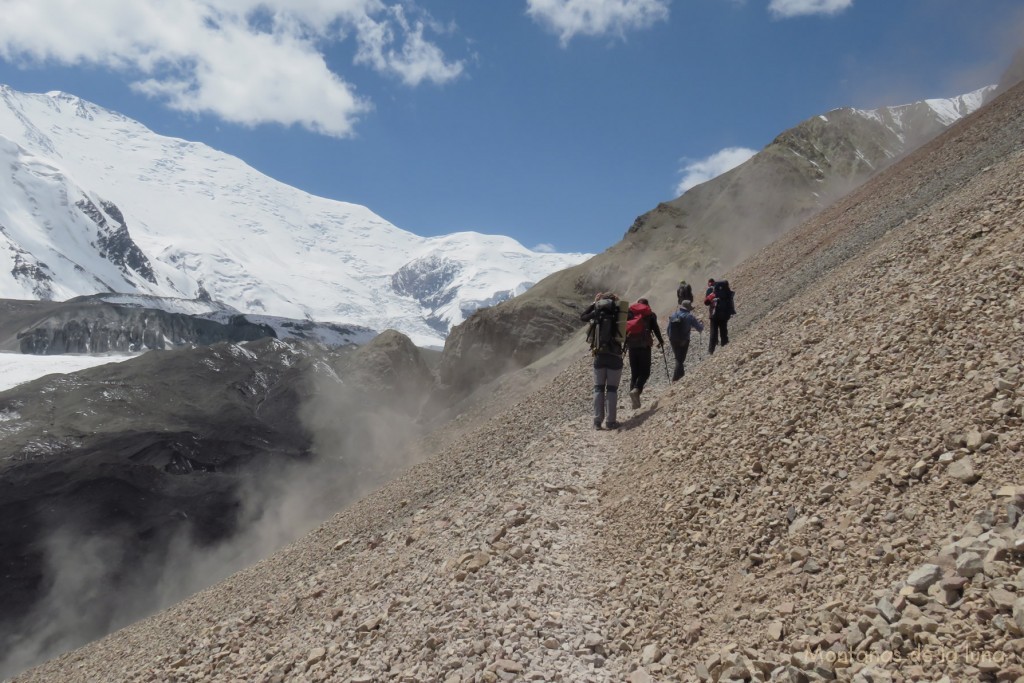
left=345, top=329, right=434, bottom=412
left=437, top=297, right=585, bottom=397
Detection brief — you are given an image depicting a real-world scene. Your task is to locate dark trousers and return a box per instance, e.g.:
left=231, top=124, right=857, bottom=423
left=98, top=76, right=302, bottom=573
left=628, top=346, right=652, bottom=392
left=709, top=317, right=729, bottom=354
left=670, top=341, right=690, bottom=381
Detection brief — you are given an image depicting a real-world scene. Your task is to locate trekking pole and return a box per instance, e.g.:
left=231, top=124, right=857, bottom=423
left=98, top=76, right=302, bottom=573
left=661, top=345, right=670, bottom=380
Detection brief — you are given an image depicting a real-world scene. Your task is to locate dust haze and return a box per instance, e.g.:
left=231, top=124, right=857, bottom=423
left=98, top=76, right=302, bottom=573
left=841, top=15, right=1024, bottom=110
left=0, top=358, right=433, bottom=680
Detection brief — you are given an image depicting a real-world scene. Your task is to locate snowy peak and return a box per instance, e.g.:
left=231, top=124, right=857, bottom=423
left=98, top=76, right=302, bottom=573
left=849, top=85, right=994, bottom=148
left=0, top=85, right=592, bottom=347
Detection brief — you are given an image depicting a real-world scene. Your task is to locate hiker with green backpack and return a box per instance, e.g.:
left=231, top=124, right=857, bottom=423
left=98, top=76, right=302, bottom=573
left=582, top=292, right=626, bottom=430
left=676, top=279, right=693, bottom=306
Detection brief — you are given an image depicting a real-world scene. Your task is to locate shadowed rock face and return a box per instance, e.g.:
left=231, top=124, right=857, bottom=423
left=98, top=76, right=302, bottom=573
left=347, top=330, right=434, bottom=391
left=0, top=327, right=439, bottom=675
left=0, top=338, right=316, bottom=644
left=74, top=198, right=157, bottom=285
left=438, top=298, right=583, bottom=397
left=0, top=298, right=276, bottom=354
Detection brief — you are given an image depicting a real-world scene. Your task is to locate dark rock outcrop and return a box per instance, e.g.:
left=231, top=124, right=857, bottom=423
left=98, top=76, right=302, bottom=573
left=390, top=255, right=462, bottom=310
left=0, top=339, right=318, bottom=644
left=71, top=196, right=157, bottom=286
left=1, top=297, right=276, bottom=354
left=438, top=297, right=582, bottom=396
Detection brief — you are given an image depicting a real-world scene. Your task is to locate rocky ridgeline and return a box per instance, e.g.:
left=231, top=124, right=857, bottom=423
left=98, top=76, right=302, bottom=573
left=12, top=82, right=1024, bottom=683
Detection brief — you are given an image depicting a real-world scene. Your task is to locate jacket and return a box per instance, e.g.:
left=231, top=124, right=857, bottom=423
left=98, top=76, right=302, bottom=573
left=666, top=309, right=704, bottom=345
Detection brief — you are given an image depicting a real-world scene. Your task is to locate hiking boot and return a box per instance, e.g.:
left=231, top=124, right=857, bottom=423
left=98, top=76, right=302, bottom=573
left=593, top=418, right=603, bottom=430
left=605, top=421, right=620, bottom=430
left=629, top=388, right=641, bottom=409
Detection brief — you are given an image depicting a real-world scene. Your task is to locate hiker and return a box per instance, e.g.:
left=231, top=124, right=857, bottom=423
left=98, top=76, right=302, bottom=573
left=581, top=292, right=624, bottom=429
left=625, top=298, right=664, bottom=409
left=707, top=279, right=736, bottom=354
left=666, top=300, right=704, bottom=381
left=703, top=278, right=716, bottom=313
left=676, top=279, right=693, bottom=306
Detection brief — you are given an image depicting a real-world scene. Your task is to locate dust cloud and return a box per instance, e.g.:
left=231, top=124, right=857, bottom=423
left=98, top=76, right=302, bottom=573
left=0, top=357, right=433, bottom=680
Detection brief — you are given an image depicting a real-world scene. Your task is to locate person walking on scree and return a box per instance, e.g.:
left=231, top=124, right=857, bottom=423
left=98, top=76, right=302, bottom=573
left=706, top=279, right=736, bottom=354
left=581, top=292, right=625, bottom=429
left=624, top=298, right=663, bottom=409
left=676, top=279, right=693, bottom=306
left=666, top=300, right=704, bottom=381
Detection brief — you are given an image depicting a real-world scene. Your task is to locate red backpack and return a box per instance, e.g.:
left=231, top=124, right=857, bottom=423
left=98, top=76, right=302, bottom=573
left=625, top=302, right=652, bottom=342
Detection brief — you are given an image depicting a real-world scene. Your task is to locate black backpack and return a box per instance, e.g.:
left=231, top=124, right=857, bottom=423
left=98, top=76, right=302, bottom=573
left=713, top=280, right=736, bottom=317
left=676, top=282, right=693, bottom=303
left=587, top=298, right=621, bottom=354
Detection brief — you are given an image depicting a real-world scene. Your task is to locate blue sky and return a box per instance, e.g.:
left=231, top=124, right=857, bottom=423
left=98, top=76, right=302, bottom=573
left=0, top=0, right=1021, bottom=255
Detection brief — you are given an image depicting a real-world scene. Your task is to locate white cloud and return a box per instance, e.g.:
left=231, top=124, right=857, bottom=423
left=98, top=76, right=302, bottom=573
left=675, top=146, right=757, bottom=195
left=0, top=0, right=464, bottom=137
left=354, top=5, right=464, bottom=86
left=526, top=0, right=670, bottom=46
left=532, top=243, right=557, bottom=253
left=768, top=0, right=853, bottom=18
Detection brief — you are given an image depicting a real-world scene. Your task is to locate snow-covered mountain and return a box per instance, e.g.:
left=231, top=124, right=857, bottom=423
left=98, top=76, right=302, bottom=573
left=851, top=88, right=992, bottom=147
left=0, top=85, right=591, bottom=347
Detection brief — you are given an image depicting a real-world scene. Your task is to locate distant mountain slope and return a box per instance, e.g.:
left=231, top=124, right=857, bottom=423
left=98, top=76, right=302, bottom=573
left=437, top=84, right=993, bottom=395
left=0, top=86, right=590, bottom=347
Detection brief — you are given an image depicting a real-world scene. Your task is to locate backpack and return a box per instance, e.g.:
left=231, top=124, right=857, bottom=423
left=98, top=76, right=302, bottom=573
left=625, top=302, right=653, bottom=344
left=713, top=280, right=736, bottom=318
left=666, top=310, right=693, bottom=345
left=676, top=282, right=693, bottom=304
left=587, top=298, right=622, bottom=354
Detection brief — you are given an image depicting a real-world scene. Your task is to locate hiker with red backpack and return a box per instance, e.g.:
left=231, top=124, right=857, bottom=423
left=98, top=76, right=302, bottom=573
left=581, top=292, right=626, bottom=430
left=625, top=298, right=664, bottom=409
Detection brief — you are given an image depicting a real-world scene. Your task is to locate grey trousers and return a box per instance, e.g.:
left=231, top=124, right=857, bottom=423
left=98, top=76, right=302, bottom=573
left=593, top=367, right=622, bottom=424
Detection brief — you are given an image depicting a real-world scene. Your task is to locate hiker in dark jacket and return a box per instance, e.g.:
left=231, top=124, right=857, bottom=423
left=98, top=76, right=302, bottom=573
left=708, top=280, right=736, bottom=354
left=676, top=280, right=693, bottom=306
left=666, top=300, right=704, bottom=381
left=581, top=292, right=624, bottom=429
left=703, top=278, right=716, bottom=315
left=625, top=298, right=664, bottom=409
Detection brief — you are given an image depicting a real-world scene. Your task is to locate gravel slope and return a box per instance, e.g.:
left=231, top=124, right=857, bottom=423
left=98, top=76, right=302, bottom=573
left=10, top=84, right=1024, bottom=683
